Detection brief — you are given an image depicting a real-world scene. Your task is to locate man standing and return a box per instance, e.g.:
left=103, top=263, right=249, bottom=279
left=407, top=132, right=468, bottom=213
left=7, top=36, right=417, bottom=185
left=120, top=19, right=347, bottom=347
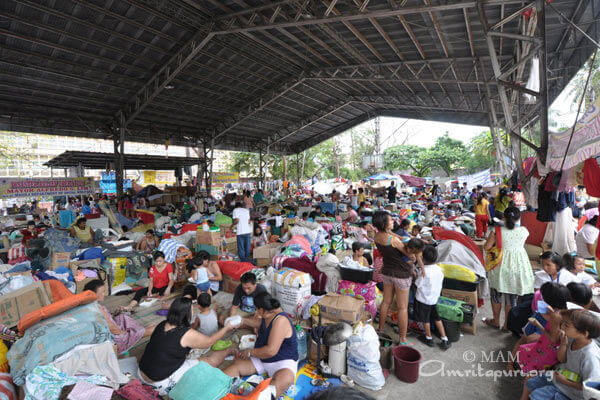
left=232, top=202, right=252, bottom=262
left=431, top=180, right=440, bottom=202
left=387, top=181, right=397, bottom=204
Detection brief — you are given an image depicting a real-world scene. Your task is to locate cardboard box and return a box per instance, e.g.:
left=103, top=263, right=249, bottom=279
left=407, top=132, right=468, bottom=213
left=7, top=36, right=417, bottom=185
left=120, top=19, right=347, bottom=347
left=253, top=243, right=282, bottom=260
left=220, top=224, right=233, bottom=235
left=0, top=282, right=51, bottom=327
left=318, top=294, right=364, bottom=324
left=195, top=244, right=220, bottom=256
left=223, top=275, right=240, bottom=294
left=441, top=288, right=478, bottom=334
left=255, top=258, right=271, bottom=267
left=50, top=252, right=71, bottom=271
left=224, top=236, right=237, bottom=254
left=196, top=230, right=221, bottom=246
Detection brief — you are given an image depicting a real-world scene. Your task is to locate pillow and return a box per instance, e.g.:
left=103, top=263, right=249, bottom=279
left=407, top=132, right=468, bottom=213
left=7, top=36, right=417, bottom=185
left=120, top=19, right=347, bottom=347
left=169, top=362, right=232, bottom=400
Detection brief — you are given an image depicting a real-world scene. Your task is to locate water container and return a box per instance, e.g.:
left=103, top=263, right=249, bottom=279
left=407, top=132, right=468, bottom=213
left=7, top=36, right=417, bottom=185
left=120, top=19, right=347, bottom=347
left=296, top=325, right=307, bottom=361
left=328, top=342, right=346, bottom=376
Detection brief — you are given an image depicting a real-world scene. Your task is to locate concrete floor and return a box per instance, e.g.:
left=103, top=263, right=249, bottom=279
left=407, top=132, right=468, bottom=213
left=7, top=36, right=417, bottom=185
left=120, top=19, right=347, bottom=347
left=359, top=302, right=524, bottom=400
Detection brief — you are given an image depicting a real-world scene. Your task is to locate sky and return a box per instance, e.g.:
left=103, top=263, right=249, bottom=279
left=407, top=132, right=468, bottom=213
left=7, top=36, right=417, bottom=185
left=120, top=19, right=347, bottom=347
left=346, top=71, right=581, bottom=150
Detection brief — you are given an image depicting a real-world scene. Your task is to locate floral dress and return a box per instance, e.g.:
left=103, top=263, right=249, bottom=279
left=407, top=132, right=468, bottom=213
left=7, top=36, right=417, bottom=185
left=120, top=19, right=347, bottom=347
left=518, top=323, right=560, bottom=373
left=487, top=226, right=534, bottom=296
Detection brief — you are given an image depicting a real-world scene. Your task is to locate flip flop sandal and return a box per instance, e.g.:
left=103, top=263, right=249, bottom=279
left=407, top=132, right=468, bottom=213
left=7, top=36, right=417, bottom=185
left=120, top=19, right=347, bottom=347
left=482, top=317, right=500, bottom=329
left=397, top=340, right=415, bottom=346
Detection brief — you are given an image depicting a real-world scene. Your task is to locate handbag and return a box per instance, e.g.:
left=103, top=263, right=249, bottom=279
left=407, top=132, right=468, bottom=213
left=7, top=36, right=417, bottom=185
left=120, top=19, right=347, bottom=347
left=485, top=226, right=503, bottom=272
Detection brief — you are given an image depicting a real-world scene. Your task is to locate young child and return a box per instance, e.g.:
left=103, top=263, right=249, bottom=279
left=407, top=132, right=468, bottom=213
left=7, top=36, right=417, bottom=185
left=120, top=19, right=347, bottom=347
left=191, top=293, right=219, bottom=336
left=518, top=302, right=562, bottom=373
left=251, top=224, right=268, bottom=250
left=414, top=245, right=451, bottom=350
left=534, top=251, right=562, bottom=290
left=559, top=253, right=599, bottom=288
left=357, top=221, right=374, bottom=244
left=521, top=309, right=600, bottom=400
left=350, top=241, right=369, bottom=266
left=191, top=252, right=222, bottom=297
left=508, top=282, right=571, bottom=371
left=411, top=224, right=423, bottom=239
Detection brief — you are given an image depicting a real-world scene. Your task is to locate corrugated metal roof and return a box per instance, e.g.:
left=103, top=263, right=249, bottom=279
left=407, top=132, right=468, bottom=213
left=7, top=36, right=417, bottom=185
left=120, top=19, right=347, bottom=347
left=0, top=0, right=598, bottom=154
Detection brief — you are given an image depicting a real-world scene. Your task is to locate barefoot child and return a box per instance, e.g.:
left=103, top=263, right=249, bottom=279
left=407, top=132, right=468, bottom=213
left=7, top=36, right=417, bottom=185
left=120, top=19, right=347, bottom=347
left=414, top=245, right=451, bottom=350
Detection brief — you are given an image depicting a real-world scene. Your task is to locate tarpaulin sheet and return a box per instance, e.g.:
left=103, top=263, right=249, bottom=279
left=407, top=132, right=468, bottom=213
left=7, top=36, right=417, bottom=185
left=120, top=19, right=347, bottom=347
left=547, top=96, right=600, bottom=171
left=399, top=174, right=426, bottom=187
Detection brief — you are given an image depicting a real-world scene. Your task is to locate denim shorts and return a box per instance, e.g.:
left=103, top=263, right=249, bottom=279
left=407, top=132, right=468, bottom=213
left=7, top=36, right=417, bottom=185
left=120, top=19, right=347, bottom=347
left=196, top=281, right=211, bottom=293
left=526, top=374, right=570, bottom=400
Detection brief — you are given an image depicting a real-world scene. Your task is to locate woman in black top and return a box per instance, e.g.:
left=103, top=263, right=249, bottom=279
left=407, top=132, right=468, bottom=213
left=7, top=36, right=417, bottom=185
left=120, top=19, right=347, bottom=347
left=373, top=211, right=424, bottom=345
left=139, top=297, right=236, bottom=395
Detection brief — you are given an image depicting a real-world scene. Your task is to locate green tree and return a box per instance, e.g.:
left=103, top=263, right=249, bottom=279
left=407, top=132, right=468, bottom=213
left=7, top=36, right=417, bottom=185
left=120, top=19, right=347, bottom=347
left=383, top=144, right=430, bottom=176
left=424, top=133, right=467, bottom=176
left=568, top=50, right=600, bottom=110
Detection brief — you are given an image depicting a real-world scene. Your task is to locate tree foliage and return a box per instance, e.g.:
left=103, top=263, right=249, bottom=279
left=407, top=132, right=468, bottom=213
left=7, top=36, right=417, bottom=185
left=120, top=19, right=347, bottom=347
left=423, top=134, right=467, bottom=176
left=383, top=145, right=430, bottom=176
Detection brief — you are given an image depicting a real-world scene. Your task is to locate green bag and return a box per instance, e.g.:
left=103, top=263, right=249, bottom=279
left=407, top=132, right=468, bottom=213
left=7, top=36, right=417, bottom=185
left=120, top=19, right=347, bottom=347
left=436, top=296, right=465, bottom=323
left=214, top=213, right=233, bottom=227
left=169, top=361, right=233, bottom=400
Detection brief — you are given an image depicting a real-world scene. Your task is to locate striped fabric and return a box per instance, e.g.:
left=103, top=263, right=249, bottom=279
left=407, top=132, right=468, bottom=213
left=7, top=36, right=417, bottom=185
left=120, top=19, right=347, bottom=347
left=157, top=239, right=186, bottom=263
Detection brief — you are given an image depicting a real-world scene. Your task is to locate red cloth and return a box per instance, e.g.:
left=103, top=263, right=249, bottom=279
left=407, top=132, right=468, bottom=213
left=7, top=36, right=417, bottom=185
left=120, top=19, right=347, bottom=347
left=216, top=261, right=254, bottom=280
left=282, top=256, right=327, bottom=293
left=597, top=210, right=600, bottom=260
left=432, top=227, right=485, bottom=266
left=85, top=213, right=102, bottom=220
left=583, top=158, right=600, bottom=197
left=20, top=228, right=40, bottom=246
left=179, top=224, right=201, bottom=234
left=149, top=263, right=173, bottom=289
left=136, top=211, right=155, bottom=224
left=520, top=211, right=548, bottom=246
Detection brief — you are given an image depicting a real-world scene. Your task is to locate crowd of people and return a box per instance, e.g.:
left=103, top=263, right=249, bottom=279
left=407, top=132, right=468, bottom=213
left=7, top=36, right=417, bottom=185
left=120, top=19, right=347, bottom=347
left=3, top=177, right=599, bottom=399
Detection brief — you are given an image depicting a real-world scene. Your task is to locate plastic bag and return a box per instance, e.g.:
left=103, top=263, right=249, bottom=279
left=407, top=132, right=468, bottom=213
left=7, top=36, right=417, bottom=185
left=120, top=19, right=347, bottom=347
left=346, top=324, right=385, bottom=391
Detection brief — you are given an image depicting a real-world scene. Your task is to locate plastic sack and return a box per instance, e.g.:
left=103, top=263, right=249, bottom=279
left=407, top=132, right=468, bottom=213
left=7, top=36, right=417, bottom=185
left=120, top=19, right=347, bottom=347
left=346, top=324, right=385, bottom=391
left=169, top=361, right=232, bottom=400
left=224, top=315, right=242, bottom=328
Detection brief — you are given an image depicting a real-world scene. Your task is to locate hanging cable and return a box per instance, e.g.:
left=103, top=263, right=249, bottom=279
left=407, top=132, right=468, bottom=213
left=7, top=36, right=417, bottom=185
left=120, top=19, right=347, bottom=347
left=559, top=49, right=598, bottom=172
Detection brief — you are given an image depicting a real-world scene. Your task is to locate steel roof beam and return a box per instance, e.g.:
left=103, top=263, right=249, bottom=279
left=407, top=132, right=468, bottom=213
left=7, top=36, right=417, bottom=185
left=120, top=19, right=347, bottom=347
left=114, top=26, right=214, bottom=128
left=214, top=0, right=526, bottom=34
left=209, top=77, right=306, bottom=141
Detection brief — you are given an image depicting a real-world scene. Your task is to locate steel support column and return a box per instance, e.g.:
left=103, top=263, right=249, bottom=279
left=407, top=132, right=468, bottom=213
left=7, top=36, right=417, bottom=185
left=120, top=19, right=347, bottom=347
left=537, top=0, right=549, bottom=164
left=258, top=150, right=264, bottom=190
left=113, top=116, right=125, bottom=198
left=207, top=138, right=214, bottom=196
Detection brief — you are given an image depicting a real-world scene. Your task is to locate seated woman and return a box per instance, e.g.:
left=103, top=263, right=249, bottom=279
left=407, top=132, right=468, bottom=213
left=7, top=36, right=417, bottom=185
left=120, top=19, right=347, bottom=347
left=120, top=251, right=174, bottom=312
left=139, top=297, right=236, bottom=395
left=83, top=279, right=154, bottom=354
left=136, top=229, right=160, bottom=253
left=70, top=217, right=99, bottom=246
left=224, top=292, right=298, bottom=398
